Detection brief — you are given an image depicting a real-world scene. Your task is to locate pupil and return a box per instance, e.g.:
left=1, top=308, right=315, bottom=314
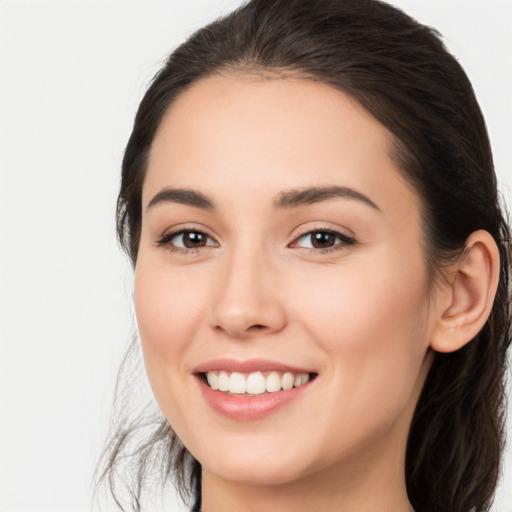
left=185, top=231, right=205, bottom=248
left=312, top=232, right=334, bottom=248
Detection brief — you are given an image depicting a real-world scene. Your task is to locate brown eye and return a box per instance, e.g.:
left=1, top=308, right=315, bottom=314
left=310, top=232, right=337, bottom=248
left=181, top=231, right=208, bottom=248
left=293, top=229, right=356, bottom=251
left=157, top=229, right=217, bottom=250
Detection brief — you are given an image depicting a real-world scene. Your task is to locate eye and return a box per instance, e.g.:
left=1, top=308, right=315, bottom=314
left=157, top=229, right=217, bottom=251
left=291, top=229, right=356, bottom=251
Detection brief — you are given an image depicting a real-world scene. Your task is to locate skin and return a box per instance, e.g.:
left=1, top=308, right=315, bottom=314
left=134, top=74, right=497, bottom=512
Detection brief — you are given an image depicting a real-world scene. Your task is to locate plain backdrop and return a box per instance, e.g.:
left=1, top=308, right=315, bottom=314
left=0, top=1, right=510, bottom=511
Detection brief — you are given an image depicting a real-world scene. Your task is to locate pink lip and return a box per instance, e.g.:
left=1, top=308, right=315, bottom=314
left=194, top=359, right=317, bottom=420
left=197, top=378, right=313, bottom=420
left=194, top=358, right=314, bottom=374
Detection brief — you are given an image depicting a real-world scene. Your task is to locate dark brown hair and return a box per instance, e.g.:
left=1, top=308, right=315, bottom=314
left=97, top=1, right=512, bottom=511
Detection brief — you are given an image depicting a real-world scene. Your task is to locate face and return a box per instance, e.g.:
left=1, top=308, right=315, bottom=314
left=135, top=75, right=437, bottom=487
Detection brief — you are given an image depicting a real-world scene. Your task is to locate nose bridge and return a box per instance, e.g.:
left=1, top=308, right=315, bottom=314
left=210, top=234, right=285, bottom=338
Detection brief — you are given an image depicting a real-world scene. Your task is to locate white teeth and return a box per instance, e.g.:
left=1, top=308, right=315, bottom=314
left=282, top=372, right=294, bottom=390
left=229, top=372, right=247, bottom=394
left=207, top=372, right=219, bottom=390
left=246, top=372, right=266, bottom=394
left=266, top=371, right=282, bottom=392
left=218, top=371, right=230, bottom=392
left=204, top=370, right=311, bottom=394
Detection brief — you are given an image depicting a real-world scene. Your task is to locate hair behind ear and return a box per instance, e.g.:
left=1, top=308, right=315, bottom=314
left=406, top=226, right=510, bottom=512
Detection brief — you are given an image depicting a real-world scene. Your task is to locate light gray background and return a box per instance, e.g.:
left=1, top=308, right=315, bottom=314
left=0, top=1, right=510, bottom=511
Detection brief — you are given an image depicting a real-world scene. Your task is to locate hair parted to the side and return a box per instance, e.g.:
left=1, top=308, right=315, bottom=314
left=96, top=1, right=512, bottom=511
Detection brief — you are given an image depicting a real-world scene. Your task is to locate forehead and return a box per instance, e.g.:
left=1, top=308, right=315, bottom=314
left=144, top=74, right=418, bottom=218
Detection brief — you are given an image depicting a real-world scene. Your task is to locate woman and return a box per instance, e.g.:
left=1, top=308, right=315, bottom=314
left=98, top=1, right=512, bottom=511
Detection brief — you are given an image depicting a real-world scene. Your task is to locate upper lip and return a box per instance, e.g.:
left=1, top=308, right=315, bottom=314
left=194, top=358, right=316, bottom=374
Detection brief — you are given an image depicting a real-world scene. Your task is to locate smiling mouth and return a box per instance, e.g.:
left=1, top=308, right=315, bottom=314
left=200, top=370, right=317, bottom=395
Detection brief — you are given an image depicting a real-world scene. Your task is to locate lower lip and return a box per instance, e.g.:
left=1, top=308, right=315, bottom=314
left=197, top=376, right=313, bottom=420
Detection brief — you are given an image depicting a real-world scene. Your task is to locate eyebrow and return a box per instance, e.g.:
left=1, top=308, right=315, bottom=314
left=274, top=185, right=380, bottom=211
left=147, top=187, right=215, bottom=210
left=146, top=185, right=380, bottom=212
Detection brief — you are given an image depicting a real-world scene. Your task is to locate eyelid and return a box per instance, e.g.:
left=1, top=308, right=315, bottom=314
left=155, top=225, right=219, bottom=252
left=154, top=223, right=356, bottom=254
left=291, top=223, right=355, bottom=239
left=289, top=225, right=357, bottom=251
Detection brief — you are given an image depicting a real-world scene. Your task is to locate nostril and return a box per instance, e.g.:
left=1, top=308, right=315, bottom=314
left=249, top=324, right=267, bottom=331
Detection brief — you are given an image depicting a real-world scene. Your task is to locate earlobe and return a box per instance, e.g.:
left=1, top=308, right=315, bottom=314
left=430, top=230, right=500, bottom=353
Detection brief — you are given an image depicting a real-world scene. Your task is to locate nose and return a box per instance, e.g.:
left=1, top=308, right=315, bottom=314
left=208, top=246, right=287, bottom=339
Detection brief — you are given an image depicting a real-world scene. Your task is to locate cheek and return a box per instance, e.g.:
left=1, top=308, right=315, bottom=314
left=133, top=255, right=216, bottom=440
left=133, top=254, right=210, bottom=409
left=134, top=258, right=206, bottom=353
left=287, top=250, right=431, bottom=420
left=290, top=249, right=430, bottom=344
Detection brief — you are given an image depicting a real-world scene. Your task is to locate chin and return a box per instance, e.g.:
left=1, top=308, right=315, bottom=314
left=205, top=457, right=308, bottom=486
left=193, top=434, right=321, bottom=486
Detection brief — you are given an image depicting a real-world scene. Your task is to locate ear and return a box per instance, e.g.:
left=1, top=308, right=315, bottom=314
left=430, top=230, right=500, bottom=353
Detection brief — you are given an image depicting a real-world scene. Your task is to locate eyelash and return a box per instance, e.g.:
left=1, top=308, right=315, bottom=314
left=155, top=227, right=356, bottom=255
left=291, top=228, right=356, bottom=253
left=156, top=229, right=217, bottom=255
